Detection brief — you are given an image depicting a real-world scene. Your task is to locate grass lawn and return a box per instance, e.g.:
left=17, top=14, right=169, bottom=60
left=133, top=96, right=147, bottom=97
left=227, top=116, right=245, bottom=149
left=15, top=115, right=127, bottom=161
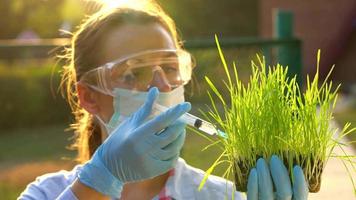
left=0, top=124, right=75, bottom=166
left=0, top=124, right=76, bottom=199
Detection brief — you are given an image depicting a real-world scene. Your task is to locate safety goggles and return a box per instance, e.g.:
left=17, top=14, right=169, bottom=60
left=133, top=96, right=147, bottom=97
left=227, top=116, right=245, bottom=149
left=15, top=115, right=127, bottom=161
left=79, top=49, right=195, bottom=94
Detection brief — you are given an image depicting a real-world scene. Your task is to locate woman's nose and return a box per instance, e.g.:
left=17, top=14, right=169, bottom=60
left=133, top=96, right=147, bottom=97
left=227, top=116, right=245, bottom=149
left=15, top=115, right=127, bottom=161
left=149, top=66, right=172, bottom=92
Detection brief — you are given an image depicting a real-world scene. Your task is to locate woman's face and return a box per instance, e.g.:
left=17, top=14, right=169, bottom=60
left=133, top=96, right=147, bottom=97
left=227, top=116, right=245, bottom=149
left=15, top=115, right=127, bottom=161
left=93, top=23, right=176, bottom=124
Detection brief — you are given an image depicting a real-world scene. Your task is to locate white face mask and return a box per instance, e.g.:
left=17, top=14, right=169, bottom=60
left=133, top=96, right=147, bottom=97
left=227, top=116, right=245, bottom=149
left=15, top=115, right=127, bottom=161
left=99, top=86, right=185, bottom=134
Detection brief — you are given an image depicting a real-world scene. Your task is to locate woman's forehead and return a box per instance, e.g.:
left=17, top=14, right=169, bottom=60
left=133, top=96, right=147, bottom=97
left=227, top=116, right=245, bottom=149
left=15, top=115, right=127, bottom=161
left=99, top=23, right=176, bottom=64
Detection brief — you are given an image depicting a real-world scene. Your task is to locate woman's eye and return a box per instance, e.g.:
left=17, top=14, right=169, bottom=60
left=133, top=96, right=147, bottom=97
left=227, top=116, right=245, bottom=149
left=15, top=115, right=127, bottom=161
left=122, top=74, right=136, bottom=84
left=163, top=66, right=178, bottom=74
left=133, top=70, right=144, bottom=77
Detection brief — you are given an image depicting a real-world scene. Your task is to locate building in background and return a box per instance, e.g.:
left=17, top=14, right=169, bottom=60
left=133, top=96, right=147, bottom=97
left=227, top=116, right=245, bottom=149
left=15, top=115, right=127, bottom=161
left=259, top=0, right=356, bottom=92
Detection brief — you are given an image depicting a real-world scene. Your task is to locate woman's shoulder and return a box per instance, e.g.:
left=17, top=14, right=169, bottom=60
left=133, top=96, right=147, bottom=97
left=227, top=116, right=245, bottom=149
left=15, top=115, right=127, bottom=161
left=36, top=164, right=81, bottom=183
left=165, top=158, right=244, bottom=200
left=18, top=164, right=82, bottom=199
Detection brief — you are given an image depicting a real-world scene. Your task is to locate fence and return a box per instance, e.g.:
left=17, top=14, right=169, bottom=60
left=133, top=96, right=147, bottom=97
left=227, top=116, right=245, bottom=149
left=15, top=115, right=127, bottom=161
left=0, top=10, right=302, bottom=83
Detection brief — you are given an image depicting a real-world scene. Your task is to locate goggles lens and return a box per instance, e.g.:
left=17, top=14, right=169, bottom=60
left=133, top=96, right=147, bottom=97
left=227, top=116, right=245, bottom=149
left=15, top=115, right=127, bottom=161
left=80, top=49, right=195, bottom=94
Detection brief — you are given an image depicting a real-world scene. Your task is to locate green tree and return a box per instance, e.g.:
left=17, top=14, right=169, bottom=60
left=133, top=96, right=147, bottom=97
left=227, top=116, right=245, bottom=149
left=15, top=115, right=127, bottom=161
left=0, top=0, right=84, bottom=39
left=0, top=0, right=258, bottom=39
left=158, top=0, right=258, bottom=38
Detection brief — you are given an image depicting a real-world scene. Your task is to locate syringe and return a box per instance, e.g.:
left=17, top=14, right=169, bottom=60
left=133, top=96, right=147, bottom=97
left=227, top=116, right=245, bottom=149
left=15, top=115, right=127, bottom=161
left=154, top=104, right=227, bottom=138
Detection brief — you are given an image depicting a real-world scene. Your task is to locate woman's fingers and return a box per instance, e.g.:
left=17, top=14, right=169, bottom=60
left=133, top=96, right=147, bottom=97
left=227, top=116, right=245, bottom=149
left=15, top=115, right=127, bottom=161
left=157, top=121, right=186, bottom=147
left=292, top=166, right=309, bottom=200
left=256, top=158, right=274, bottom=200
left=248, top=156, right=308, bottom=200
left=269, top=155, right=292, bottom=200
left=158, top=132, right=186, bottom=160
left=247, top=168, right=258, bottom=200
left=161, top=129, right=186, bottom=151
left=155, top=153, right=180, bottom=172
left=132, top=87, right=159, bottom=125
left=150, top=122, right=186, bottom=161
left=137, top=102, right=191, bottom=137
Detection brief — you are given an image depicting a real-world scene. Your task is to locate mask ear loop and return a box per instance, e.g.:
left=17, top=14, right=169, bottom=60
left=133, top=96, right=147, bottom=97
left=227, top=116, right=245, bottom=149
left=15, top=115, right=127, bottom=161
left=95, top=115, right=110, bottom=134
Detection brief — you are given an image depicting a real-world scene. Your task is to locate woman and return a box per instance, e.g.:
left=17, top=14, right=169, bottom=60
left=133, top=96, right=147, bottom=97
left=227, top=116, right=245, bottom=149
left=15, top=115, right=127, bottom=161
left=19, top=1, right=308, bottom=199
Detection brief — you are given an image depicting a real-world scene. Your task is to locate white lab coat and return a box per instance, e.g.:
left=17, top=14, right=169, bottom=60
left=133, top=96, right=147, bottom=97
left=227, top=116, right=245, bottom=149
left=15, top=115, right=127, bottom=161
left=18, top=158, right=245, bottom=200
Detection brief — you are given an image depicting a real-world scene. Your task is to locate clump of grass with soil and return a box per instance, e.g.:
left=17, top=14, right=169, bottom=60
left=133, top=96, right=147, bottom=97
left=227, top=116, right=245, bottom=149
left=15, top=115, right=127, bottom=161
left=199, top=35, right=356, bottom=194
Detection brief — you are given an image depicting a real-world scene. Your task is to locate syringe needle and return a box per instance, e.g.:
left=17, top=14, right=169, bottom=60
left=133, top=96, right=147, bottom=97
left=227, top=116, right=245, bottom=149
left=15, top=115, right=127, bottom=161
left=154, top=104, right=227, bottom=139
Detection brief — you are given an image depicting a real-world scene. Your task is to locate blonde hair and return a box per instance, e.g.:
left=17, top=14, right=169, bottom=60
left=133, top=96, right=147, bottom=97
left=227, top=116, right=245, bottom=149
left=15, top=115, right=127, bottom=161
left=60, top=1, right=182, bottom=163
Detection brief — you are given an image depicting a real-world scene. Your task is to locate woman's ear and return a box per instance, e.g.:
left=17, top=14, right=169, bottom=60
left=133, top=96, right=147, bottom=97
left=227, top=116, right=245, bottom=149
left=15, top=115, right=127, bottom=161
left=77, top=83, right=100, bottom=114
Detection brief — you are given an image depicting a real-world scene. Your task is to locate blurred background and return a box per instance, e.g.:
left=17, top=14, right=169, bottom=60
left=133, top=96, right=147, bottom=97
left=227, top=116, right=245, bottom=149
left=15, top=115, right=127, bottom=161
left=0, top=0, right=355, bottom=199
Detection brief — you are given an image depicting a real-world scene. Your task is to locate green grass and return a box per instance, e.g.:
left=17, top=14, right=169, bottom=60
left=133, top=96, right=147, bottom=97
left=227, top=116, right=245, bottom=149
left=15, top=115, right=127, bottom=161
left=0, top=124, right=75, bottom=167
left=0, top=124, right=74, bottom=199
left=334, top=109, right=356, bottom=145
left=199, top=36, right=356, bottom=192
left=0, top=183, right=23, bottom=200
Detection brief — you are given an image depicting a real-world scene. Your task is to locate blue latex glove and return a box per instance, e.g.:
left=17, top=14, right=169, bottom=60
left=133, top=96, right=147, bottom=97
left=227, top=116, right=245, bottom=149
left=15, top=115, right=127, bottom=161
left=247, top=155, right=309, bottom=200
left=78, top=87, right=190, bottom=198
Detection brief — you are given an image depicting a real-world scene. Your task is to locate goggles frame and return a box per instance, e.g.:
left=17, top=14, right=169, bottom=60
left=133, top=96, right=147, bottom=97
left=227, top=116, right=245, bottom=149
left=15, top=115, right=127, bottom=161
left=79, top=49, right=195, bottom=95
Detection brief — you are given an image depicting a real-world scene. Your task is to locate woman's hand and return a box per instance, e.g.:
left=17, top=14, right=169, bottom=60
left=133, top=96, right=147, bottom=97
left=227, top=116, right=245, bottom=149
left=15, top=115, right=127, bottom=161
left=247, top=155, right=309, bottom=200
left=77, top=87, right=190, bottom=198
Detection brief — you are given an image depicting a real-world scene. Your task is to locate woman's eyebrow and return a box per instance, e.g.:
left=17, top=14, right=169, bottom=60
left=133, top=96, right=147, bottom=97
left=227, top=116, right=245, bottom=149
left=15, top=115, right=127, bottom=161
left=135, top=52, right=177, bottom=61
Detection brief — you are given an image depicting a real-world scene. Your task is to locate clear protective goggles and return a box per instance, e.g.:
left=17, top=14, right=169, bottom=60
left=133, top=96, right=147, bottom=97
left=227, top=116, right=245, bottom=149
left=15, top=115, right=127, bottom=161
left=79, top=49, right=195, bottom=95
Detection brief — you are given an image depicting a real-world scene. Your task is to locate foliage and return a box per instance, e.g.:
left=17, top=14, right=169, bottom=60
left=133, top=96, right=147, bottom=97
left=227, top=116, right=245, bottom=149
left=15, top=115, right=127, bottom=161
left=185, top=48, right=259, bottom=103
left=158, top=0, right=258, bottom=38
left=0, top=0, right=257, bottom=39
left=199, top=35, right=356, bottom=193
left=0, top=183, right=23, bottom=200
left=0, top=61, right=71, bottom=130
left=0, top=0, right=69, bottom=38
